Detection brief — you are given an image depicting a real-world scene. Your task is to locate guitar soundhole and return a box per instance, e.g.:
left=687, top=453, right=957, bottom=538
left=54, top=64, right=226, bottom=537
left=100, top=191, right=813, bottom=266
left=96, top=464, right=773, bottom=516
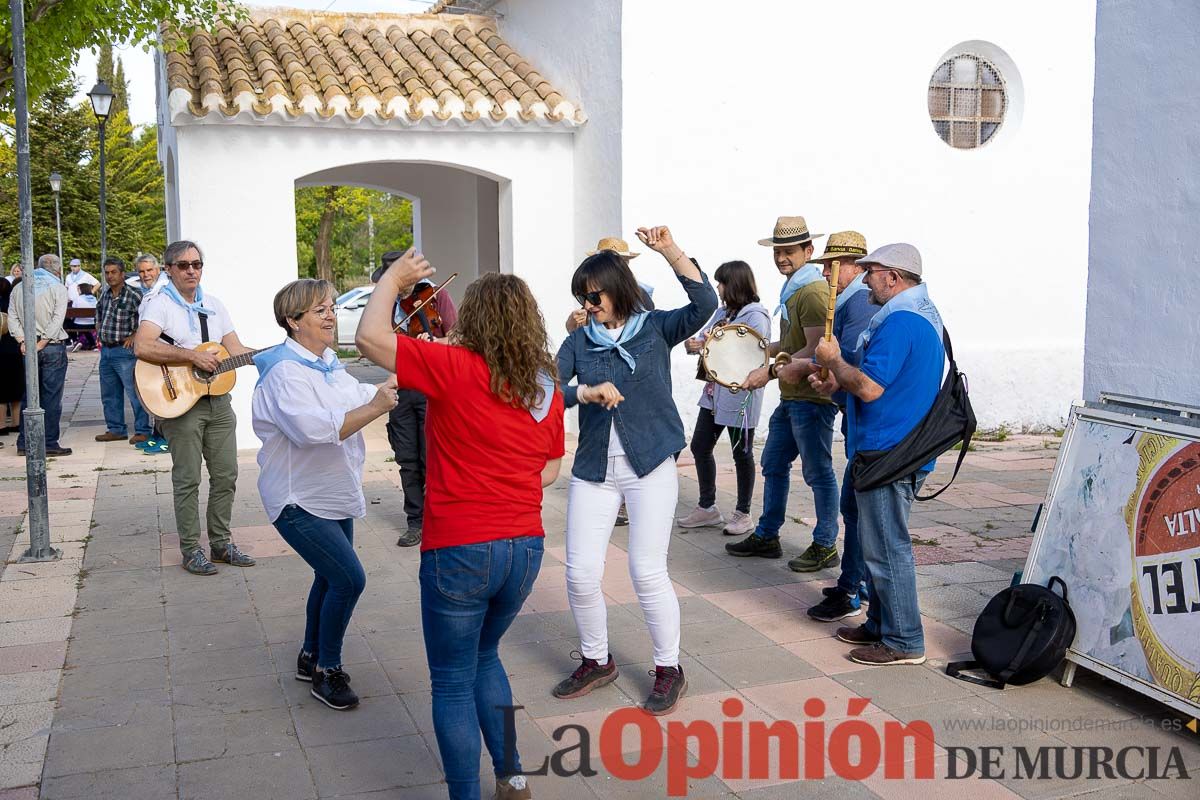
left=191, top=367, right=215, bottom=384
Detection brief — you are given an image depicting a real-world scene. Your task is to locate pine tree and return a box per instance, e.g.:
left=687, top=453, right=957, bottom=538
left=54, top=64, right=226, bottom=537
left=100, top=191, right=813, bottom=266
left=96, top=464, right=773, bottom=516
left=97, top=44, right=113, bottom=83
left=112, top=58, right=129, bottom=119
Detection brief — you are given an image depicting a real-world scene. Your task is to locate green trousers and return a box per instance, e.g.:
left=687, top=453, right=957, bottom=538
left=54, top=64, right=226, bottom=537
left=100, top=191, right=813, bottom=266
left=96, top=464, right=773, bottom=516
left=160, top=395, right=238, bottom=555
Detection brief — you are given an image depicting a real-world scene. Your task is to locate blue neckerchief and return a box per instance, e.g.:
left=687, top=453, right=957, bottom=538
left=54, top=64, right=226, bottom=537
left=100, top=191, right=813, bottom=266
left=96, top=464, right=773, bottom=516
left=775, top=265, right=824, bottom=322
left=253, top=341, right=345, bottom=388
left=530, top=370, right=557, bottom=422
left=583, top=312, right=648, bottom=372
left=856, top=283, right=943, bottom=351
left=161, top=281, right=216, bottom=335
left=835, top=272, right=868, bottom=311
left=31, top=268, right=59, bottom=295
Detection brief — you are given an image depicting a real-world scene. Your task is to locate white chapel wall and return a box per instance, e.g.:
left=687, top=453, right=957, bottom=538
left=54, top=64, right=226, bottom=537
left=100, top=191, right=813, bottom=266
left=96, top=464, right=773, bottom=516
left=1084, top=0, right=1200, bottom=407
left=621, top=0, right=1096, bottom=432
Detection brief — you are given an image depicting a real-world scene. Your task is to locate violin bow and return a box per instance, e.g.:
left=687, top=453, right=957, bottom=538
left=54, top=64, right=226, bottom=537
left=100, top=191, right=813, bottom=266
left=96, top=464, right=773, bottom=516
left=392, top=272, right=459, bottom=334
left=820, top=260, right=841, bottom=380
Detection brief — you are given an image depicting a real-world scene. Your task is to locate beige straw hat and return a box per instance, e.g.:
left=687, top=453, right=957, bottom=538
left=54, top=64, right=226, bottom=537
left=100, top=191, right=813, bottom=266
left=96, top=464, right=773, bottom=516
left=586, top=237, right=640, bottom=259
left=757, top=216, right=824, bottom=248
left=809, top=231, right=869, bottom=262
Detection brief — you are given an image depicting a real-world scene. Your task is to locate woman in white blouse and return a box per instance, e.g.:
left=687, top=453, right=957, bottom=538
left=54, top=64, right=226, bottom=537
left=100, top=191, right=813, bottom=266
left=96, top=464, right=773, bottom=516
left=251, top=279, right=398, bottom=711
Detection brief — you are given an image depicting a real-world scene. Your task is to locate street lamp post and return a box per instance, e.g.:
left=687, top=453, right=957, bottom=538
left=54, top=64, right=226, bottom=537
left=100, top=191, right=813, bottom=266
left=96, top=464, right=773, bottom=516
left=49, top=172, right=63, bottom=263
left=88, top=81, right=114, bottom=263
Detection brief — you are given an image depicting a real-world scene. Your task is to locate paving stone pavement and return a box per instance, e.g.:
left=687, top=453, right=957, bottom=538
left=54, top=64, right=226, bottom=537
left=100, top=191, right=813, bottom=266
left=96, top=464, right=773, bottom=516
left=0, top=352, right=1197, bottom=798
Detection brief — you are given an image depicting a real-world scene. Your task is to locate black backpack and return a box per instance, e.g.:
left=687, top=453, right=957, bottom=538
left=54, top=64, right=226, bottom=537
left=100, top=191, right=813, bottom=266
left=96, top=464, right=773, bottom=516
left=850, top=326, right=976, bottom=500
left=946, top=576, right=1077, bottom=689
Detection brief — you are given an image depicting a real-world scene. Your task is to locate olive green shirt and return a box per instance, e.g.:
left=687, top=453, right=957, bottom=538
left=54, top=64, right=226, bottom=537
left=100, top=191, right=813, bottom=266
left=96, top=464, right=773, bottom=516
left=778, top=280, right=831, bottom=403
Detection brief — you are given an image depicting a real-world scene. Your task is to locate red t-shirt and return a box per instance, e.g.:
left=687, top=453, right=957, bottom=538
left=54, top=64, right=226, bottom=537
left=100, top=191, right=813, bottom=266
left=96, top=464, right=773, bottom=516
left=392, top=335, right=565, bottom=551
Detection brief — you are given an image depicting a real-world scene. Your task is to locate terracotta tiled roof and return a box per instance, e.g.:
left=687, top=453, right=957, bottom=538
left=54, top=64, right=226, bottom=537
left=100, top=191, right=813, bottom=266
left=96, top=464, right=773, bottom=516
left=162, top=7, right=584, bottom=129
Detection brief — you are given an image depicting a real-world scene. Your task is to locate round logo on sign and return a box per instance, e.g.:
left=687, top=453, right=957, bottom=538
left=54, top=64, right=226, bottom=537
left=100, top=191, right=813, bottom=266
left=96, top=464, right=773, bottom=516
left=1128, top=436, right=1200, bottom=702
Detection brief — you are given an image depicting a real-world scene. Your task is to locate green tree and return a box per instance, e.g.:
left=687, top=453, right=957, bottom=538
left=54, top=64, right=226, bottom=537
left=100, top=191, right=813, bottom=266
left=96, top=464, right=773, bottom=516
left=0, top=0, right=242, bottom=106
left=295, top=186, right=413, bottom=290
left=0, top=76, right=164, bottom=265
left=95, top=43, right=128, bottom=119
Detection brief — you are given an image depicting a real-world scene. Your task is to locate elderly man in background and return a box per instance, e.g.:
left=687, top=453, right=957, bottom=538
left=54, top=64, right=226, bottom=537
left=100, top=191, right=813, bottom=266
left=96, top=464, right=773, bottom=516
left=64, top=257, right=98, bottom=304
left=810, top=243, right=945, bottom=666
left=9, top=254, right=72, bottom=457
left=96, top=257, right=152, bottom=445
left=136, top=254, right=168, bottom=314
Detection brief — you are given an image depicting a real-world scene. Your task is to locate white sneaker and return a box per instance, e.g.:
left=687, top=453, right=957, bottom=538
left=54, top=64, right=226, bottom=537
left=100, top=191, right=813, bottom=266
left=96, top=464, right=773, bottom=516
left=677, top=505, right=724, bottom=528
left=723, top=510, right=754, bottom=536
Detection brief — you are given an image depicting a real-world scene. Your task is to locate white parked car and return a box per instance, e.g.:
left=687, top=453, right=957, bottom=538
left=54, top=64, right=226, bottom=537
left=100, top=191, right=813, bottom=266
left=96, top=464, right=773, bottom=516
left=336, top=285, right=374, bottom=347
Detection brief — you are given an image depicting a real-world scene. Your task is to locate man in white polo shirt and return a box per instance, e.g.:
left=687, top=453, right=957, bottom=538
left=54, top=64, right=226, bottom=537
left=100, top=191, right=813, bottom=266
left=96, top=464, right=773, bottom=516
left=133, top=240, right=258, bottom=576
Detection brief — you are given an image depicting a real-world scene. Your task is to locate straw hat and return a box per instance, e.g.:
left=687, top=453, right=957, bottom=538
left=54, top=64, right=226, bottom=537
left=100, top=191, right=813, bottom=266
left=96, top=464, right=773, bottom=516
left=810, top=231, right=868, bottom=262
left=757, top=216, right=824, bottom=248
left=586, top=237, right=640, bottom=259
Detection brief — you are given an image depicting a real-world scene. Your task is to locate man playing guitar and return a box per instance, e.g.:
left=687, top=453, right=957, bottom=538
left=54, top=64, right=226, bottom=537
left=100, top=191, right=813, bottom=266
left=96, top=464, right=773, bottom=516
left=133, top=240, right=258, bottom=576
left=371, top=249, right=457, bottom=548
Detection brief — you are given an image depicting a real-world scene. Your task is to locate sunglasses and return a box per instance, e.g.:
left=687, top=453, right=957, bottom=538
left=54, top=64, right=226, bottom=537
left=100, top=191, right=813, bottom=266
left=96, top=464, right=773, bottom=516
left=575, top=290, right=603, bottom=307
left=171, top=260, right=204, bottom=272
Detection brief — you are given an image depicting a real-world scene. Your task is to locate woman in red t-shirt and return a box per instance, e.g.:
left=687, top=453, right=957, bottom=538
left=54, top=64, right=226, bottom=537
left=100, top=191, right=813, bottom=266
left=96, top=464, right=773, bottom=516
left=357, top=252, right=564, bottom=800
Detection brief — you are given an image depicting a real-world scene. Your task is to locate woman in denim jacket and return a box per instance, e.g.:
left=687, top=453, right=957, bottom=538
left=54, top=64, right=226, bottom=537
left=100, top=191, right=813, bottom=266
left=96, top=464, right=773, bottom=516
left=553, top=225, right=718, bottom=716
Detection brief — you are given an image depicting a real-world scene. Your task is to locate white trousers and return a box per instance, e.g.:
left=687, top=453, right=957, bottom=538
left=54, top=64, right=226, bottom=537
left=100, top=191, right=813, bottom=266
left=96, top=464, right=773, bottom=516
left=565, top=455, right=681, bottom=666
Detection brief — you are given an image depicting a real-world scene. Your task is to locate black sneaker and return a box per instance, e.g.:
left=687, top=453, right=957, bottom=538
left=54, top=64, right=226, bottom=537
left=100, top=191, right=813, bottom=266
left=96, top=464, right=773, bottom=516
left=551, top=651, right=619, bottom=699
left=396, top=527, right=422, bottom=548
left=296, top=650, right=315, bottom=682
left=211, top=542, right=256, bottom=567
left=182, top=548, right=218, bottom=576
left=836, top=623, right=882, bottom=646
left=643, top=665, right=687, bottom=716
left=787, top=542, right=840, bottom=573
left=311, top=667, right=359, bottom=710
left=725, top=533, right=782, bottom=559
left=807, top=592, right=863, bottom=623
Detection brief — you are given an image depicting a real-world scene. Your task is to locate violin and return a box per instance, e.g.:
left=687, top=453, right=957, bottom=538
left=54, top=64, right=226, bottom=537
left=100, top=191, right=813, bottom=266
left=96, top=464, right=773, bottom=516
left=393, top=272, right=459, bottom=338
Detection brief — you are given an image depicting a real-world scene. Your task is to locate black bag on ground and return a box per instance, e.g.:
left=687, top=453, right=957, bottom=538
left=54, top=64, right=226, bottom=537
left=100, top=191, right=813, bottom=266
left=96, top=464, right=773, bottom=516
left=946, top=576, right=1077, bottom=689
left=850, top=326, right=976, bottom=500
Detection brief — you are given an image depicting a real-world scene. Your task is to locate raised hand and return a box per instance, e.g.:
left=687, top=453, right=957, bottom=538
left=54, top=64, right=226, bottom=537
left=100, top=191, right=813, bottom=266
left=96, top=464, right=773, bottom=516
left=635, top=226, right=677, bottom=255
left=384, top=248, right=435, bottom=296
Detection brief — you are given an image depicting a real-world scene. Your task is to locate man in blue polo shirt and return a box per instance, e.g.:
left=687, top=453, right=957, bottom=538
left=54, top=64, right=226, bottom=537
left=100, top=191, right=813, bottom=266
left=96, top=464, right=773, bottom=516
left=810, top=243, right=944, bottom=666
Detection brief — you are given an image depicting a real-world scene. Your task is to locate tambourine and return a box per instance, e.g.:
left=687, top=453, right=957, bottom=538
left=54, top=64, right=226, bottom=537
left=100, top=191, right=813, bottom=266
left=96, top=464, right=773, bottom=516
left=700, top=324, right=770, bottom=394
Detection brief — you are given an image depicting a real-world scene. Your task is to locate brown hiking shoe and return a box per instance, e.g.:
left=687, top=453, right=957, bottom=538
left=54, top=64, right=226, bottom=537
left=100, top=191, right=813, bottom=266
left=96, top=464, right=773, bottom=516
left=552, top=651, right=618, bottom=699
left=836, top=623, right=882, bottom=646
left=848, top=642, right=926, bottom=666
left=493, top=775, right=532, bottom=800
left=95, top=432, right=125, bottom=442
left=643, top=665, right=687, bottom=716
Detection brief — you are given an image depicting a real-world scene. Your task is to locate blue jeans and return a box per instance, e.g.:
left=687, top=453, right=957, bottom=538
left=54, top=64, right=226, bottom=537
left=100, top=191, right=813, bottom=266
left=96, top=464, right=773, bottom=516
left=835, top=460, right=869, bottom=601
left=17, top=342, right=67, bottom=450
left=420, top=536, right=544, bottom=800
left=99, top=345, right=151, bottom=436
left=754, top=400, right=839, bottom=545
left=857, top=472, right=928, bottom=654
left=271, top=505, right=365, bottom=669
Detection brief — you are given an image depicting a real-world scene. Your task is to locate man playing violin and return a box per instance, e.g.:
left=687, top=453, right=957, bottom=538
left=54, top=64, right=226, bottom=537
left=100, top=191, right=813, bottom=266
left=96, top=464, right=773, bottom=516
left=133, top=240, right=258, bottom=576
left=371, top=249, right=458, bottom=547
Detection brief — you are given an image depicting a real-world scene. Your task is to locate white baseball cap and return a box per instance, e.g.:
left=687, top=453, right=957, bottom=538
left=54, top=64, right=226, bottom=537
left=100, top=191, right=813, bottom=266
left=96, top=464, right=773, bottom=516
left=856, top=243, right=922, bottom=277
left=68, top=258, right=82, bottom=266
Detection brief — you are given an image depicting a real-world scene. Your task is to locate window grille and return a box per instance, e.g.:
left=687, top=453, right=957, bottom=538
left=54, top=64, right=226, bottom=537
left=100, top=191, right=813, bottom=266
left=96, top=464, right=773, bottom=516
left=928, top=54, right=1007, bottom=149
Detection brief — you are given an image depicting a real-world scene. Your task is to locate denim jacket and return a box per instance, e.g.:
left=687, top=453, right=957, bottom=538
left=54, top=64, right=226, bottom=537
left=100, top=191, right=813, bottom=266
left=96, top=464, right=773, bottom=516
left=558, top=268, right=718, bottom=481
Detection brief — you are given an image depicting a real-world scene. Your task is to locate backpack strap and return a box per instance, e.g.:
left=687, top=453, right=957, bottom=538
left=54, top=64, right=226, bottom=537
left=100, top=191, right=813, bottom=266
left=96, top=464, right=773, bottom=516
left=946, top=659, right=1005, bottom=689
left=916, top=327, right=974, bottom=502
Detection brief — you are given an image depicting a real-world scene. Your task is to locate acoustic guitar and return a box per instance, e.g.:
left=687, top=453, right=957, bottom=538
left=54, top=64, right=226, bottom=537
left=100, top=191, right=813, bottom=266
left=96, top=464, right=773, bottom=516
left=134, top=342, right=264, bottom=419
